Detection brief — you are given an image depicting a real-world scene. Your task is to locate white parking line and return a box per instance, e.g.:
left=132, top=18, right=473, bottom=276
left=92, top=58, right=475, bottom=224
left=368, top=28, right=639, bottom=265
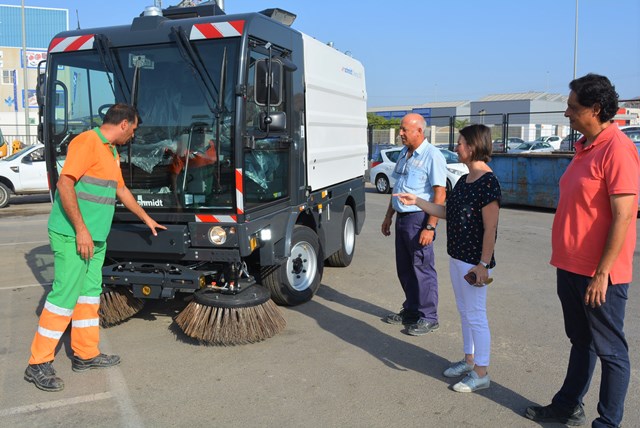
left=0, top=392, right=113, bottom=417
left=100, top=335, right=145, bottom=428
left=0, top=241, right=49, bottom=247
left=0, top=283, right=51, bottom=291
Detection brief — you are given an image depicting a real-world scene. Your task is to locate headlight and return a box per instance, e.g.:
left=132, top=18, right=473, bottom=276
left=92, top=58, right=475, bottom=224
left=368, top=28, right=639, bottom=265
left=260, top=228, right=272, bottom=241
left=447, top=167, right=465, bottom=176
left=208, top=226, right=227, bottom=245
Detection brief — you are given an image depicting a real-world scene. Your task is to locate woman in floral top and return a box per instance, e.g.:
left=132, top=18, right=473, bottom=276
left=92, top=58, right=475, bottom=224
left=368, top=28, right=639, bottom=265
left=395, top=124, right=500, bottom=393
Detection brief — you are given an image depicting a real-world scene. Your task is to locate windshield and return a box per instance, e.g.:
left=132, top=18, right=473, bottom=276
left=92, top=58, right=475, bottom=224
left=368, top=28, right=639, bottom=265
left=45, top=38, right=239, bottom=212
left=3, top=146, right=32, bottom=161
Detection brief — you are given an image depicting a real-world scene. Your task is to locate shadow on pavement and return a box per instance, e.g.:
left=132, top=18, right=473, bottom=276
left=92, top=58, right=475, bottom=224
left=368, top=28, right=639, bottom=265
left=293, top=284, right=540, bottom=421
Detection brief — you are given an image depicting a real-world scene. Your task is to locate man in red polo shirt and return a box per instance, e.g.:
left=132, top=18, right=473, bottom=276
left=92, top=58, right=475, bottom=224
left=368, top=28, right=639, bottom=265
left=526, top=74, right=638, bottom=427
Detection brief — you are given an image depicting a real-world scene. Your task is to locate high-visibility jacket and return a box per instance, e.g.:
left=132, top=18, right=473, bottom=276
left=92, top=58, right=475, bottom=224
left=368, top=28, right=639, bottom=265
left=48, top=128, right=124, bottom=241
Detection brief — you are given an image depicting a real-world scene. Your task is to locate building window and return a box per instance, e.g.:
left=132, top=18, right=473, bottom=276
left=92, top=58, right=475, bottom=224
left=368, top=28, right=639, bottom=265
left=2, top=70, right=15, bottom=85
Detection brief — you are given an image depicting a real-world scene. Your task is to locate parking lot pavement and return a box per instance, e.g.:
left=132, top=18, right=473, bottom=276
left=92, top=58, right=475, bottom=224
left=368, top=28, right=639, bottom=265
left=0, top=184, right=638, bottom=427
left=0, top=194, right=51, bottom=218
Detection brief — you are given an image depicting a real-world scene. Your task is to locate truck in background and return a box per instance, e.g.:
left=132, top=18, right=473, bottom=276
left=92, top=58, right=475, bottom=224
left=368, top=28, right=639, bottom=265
left=0, top=143, right=48, bottom=208
left=36, top=2, right=367, bottom=335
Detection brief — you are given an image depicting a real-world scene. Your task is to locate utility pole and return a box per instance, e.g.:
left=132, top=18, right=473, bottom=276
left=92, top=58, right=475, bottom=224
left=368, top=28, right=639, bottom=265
left=573, top=0, right=578, bottom=80
left=21, top=0, right=30, bottom=142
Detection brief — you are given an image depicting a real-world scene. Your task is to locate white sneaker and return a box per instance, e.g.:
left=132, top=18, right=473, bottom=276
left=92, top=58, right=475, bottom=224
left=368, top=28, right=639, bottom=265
left=443, top=360, right=474, bottom=378
left=452, top=370, right=490, bottom=393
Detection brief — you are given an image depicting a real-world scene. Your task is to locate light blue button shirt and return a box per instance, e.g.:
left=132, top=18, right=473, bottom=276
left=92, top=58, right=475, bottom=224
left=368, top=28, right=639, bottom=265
left=391, top=140, right=447, bottom=213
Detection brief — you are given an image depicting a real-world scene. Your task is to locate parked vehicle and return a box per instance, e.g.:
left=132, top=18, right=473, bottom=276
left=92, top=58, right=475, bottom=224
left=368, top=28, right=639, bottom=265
left=370, top=147, right=402, bottom=193
left=509, top=141, right=555, bottom=154
left=532, top=135, right=562, bottom=149
left=0, top=144, right=49, bottom=208
left=369, top=147, right=469, bottom=194
left=492, top=137, right=524, bottom=152
left=559, top=132, right=583, bottom=151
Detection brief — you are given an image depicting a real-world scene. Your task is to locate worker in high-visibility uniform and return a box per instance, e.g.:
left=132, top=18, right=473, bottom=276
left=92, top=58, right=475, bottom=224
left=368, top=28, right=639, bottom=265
left=24, top=104, right=166, bottom=392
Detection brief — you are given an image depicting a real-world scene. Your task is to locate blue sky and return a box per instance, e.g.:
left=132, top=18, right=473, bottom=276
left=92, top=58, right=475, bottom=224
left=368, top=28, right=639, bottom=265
left=5, top=0, right=639, bottom=107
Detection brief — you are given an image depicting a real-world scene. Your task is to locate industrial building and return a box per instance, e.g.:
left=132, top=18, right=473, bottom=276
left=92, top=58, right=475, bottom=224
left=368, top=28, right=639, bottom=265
left=0, top=4, right=67, bottom=144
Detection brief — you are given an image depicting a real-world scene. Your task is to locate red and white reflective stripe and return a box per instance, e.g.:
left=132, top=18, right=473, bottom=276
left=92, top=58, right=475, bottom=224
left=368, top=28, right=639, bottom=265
left=49, top=34, right=95, bottom=53
left=195, top=214, right=237, bottom=223
left=190, top=20, right=245, bottom=40
left=235, top=168, right=244, bottom=215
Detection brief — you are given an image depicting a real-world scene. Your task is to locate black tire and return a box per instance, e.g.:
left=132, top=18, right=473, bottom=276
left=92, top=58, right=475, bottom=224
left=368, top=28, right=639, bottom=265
left=375, top=174, right=390, bottom=194
left=326, top=206, right=355, bottom=267
left=0, top=182, right=11, bottom=208
left=262, top=225, right=323, bottom=306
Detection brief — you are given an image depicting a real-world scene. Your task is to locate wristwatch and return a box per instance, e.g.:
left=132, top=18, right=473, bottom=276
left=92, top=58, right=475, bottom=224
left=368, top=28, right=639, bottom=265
left=425, top=224, right=436, bottom=231
left=479, top=261, right=490, bottom=269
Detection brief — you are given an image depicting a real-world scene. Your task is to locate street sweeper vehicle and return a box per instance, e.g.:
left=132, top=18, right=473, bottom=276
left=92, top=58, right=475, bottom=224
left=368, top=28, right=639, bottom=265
left=36, top=2, right=367, bottom=344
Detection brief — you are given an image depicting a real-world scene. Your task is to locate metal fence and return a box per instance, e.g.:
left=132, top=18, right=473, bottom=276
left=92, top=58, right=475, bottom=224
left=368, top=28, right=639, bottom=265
left=0, top=123, right=39, bottom=157
left=368, top=100, right=638, bottom=155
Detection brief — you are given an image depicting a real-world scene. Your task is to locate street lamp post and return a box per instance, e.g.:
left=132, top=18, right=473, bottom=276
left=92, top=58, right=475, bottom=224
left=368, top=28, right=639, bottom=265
left=21, top=0, right=30, bottom=142
left=573, top=0, right=578, bottom=79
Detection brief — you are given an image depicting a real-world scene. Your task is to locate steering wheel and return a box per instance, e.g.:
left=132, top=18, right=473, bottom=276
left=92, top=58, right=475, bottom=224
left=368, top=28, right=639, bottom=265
left=98, top=104, right=114, bottom=120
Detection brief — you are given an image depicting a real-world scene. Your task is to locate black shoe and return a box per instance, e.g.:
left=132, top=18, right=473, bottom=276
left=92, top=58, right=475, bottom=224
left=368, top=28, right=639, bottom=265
left=384, top=309, right=420, bottom=325
left=24, top=361, right=64, bottom=392
left=72, top=353, right=121, bottom=372
left=524, top=403, right=586, bottom=426
left=406, top=319, right=439, bottom=336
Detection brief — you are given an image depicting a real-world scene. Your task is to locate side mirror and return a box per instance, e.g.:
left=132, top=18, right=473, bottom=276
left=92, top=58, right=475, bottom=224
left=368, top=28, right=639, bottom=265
left=259, top=111, right=286, bottom=132
left=254, top=59, right=282, bottom=106
left=36, top=60, right=46, bottom=107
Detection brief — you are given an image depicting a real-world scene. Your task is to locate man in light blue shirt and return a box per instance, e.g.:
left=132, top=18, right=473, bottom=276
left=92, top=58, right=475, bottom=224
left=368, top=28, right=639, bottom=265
left=381, top=113, right=447, bottom=335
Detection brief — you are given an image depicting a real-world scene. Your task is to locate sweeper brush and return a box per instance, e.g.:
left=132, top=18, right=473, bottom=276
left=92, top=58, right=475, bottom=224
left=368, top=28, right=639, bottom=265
left=175, top=284, right=286, bottom=345
left=99, top=286, right=144, bottom=327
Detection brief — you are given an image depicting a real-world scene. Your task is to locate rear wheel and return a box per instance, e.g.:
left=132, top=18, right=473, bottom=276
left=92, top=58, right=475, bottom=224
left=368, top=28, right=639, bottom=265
left=326, top=206, right=355, bottom=267
left=0, top=183, right=11, bottom=208
left=262, top=225, right=323, bottom=306
left=375, top=174, right=390, bottom=193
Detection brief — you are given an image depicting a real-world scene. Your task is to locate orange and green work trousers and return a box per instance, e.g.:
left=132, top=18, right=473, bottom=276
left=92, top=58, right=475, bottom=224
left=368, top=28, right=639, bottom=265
left=29, top=230, right=106, bottom=365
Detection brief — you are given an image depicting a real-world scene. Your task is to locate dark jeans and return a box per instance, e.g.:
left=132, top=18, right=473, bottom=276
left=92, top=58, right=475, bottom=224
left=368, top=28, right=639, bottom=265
left=394, top=211, right=438, bottom=322
left=552, top=269, right=629, bottom=428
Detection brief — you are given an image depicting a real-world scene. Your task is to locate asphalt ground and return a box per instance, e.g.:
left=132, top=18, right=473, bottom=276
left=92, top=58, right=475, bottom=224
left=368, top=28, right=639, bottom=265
left=0, top=185, right=638, bottom=427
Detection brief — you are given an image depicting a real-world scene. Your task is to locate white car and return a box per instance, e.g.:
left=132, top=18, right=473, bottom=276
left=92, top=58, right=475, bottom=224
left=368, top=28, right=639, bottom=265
left=509, top=141, right=555, bottom=154
left=532, top=135, right=562, bottom=149
left=369, top=147, right=469, bottom=194
left=0, top=143, right=49, bottom=208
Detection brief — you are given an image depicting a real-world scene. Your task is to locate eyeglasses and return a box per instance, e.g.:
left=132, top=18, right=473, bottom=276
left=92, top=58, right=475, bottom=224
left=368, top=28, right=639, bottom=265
left=394, top=157, right=408, bottom=175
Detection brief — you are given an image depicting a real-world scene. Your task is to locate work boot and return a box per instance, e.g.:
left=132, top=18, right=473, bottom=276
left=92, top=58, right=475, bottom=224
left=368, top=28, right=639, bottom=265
left=24, top=361, right=64, bottom=392
left=72, top=353, right=121, bottom=372
left=406, top=319, right=439, bottom=336
left=384, top=309, right=420, bottom=325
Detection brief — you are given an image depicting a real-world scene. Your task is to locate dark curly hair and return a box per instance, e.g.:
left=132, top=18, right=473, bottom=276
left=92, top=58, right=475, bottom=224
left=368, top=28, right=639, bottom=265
left=459, top=124, right=492, bottom=162
left=569, top=74, right=619, bottom=123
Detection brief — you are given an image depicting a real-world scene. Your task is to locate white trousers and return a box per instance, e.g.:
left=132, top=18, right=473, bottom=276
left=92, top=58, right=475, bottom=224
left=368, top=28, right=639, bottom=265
left=449, top=257, right=491, bottom=366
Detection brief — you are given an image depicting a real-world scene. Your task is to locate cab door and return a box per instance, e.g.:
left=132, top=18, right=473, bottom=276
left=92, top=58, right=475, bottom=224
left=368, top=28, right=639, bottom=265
left=19, top=147, right=48, bottom=191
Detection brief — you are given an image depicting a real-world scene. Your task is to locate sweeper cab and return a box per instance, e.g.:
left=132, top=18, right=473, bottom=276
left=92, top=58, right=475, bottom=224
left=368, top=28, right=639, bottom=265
left=36, top=2, right=367, bottom=344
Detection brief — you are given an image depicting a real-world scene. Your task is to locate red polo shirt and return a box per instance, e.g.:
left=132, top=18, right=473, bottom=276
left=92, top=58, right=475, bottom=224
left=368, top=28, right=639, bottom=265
left=551, top=124, right=639, bottom=284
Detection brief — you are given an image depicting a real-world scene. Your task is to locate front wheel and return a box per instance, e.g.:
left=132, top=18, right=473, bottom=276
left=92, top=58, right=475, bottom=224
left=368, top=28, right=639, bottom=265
left=326, top=206, right=355, bottom=267
left=0, top=183, right=11, bottom=208
left=262, top=225, right=323, bottom=306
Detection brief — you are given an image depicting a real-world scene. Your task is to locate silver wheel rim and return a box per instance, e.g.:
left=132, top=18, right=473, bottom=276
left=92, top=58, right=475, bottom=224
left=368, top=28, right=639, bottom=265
left=343, top=215, right=355, bottom=255
left=0, top=187, right=8, bottom=206
left=376, top=176, right=388, bottom=192
left=287, top=240, right=318, bottom=291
